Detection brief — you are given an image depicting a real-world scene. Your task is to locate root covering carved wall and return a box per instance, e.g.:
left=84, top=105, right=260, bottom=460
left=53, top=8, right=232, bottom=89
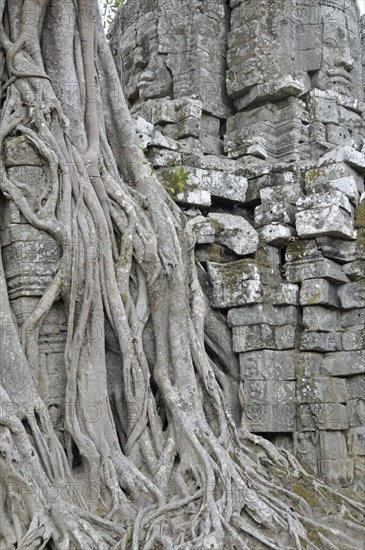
left=109, top=0, right=365, bottom=491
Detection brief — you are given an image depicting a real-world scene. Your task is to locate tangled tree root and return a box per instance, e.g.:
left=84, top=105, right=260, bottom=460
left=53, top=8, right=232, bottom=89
left=0, top=1, right=364, bottom=549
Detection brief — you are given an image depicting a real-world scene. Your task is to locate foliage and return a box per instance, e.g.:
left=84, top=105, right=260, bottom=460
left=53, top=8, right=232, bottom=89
left=99, top=0, right=124, bottom=28
left=162, top=167, right=192, bottom=196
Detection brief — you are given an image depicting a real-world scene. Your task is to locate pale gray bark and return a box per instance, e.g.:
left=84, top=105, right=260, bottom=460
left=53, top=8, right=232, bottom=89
left=0, top=1, right=363, bottom=549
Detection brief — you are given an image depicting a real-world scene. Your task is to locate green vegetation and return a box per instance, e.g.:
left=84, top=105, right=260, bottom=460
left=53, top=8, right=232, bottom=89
left=162, top=167, right=192, bottom=197
left=100, top=0, right=124, bottom=28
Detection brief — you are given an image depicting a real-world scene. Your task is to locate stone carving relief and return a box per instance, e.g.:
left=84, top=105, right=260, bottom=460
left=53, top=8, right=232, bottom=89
left=0, top=137, right=67, bottom=440
left=69, top=0, right=365, bottom=491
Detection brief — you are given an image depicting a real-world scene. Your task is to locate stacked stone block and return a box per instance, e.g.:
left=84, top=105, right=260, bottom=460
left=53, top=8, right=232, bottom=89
left=0, top=137, right=67, bottom=435
left=98, top=0, right=365, bottom=490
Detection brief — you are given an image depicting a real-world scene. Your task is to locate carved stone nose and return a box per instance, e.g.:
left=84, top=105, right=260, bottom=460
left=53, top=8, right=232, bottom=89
left=336, top=46, right=354, bottom=71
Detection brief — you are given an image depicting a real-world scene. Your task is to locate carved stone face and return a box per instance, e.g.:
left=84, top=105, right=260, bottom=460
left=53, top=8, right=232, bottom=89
left=136, top=44, right=173, bottom=100
left=121, top=31, right=173, bottom=103
left=312, top=5, right=362, bottom=97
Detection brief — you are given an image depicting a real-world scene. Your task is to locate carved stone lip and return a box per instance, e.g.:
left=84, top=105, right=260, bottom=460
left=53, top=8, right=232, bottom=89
left=326, top=69, right=352, bottom=83
left=137, top=75, right=155, bottom=87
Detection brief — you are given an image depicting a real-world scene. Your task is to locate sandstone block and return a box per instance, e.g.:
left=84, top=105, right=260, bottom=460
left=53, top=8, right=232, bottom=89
left=296, top=353, right=324, bottom=378
left=348, top=375, right=365, bottom=400
left=342, top=326, right=365, bottom=351
left=341, top=308, right=365, bottom=328
left=285, top=257, right=349, bottom=284
left=312, top=404, right=348, bottom=430
left=228, top=304, right=298, bottom=327
left=297, top=378, right=347, bottom=404
left=321, top=351, right=365, bottom=377
left=295, top=206, right=356, bottom=240
left=316, top=236, right=357, bottom=263
left=259, top=183, right=303, bottom=204
left=319, top=145, right=365, bottom=175
left=175, top=189, right=211, bottom=207
left=207, top=213, right=259, bottom=255
left=268, top=283, right=300, bottom=305
left=207, top=260, right=262, bottom=308
left=319, top=426, right=351, bottom=454
left=242, top=403, right=296, bottom=433
left=302, top=306, right=340, bottom=332
left=189, top=168, right=247, bottom=202
left=338, top=281, right=365, bottom=309
left=300, top=332, right=341, bottom=352
left=300, top=278, right=338, bottom=307
left=348, top=427, right=365, bottom=456
left=347, top=399, right=365, bottom=427
left=319, top=459, right=354, bottom=486
left=232, top=324, right=296, bottom=352
left=243, top=381, right=295, bottom=404
left=254, top=202, right=296, bottom=228
left=342, top=260, right=365, bottom=281
left=296, top=190, right=352, bottom=214
left=148, top=148, right=182, bottom=167
left=257, top=223, right=296, bottom=247
left=239, top=350, right=296, bottom=380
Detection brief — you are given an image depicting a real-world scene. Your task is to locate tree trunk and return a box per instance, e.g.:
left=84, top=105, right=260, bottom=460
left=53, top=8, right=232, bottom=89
left=0, top=1, right=363, bottom=548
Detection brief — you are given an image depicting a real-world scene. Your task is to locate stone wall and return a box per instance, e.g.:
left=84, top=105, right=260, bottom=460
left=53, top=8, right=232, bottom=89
left=27, top=0, right=359, bottom=490
left=0, top=137, right=67, bottom=438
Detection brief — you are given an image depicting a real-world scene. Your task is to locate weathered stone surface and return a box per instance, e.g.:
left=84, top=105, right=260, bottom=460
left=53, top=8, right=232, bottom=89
left=348, top=427, right=365, bottom=456
left=316, top=236, right=357, bottom=263
left=338, top=281, right=365, bottom=309
left=347, top=399, right=365, bottom=427
left=320, top=458, right=354, bottom=486
left=355, top=199, right=365, bottom=228
left=285, top=257, right=349, bottom=284
left=341, top=308, right=365, bottom=328
left=342, top=260, right=365, bottom=281
left=296, top=190, right=352, bottom=215
left=228, top=304, right=298, bottom=327
left=321, top=352, right=365, bottom=377
left=306, top=176, right=359, bottom=205
left=243, top=381, right=295, bottom=404
left=242, top=403, right=296, bottom=433
left=319, top=145, right=365, bottom=175
left=312, top=404, right=349, bottom=431
left=295, top=205, right=356, bottom=240
left=296, top=353, right=324, bottom=378
left=148, top=148, right=182, bottom=167
left=4, top=136, right=43, bottom=166
left=285, top=239, right=320, bottom=263
left=297, top=378, right=347, bottom=405
left=294, top=431, right=320, bottom=473
left=259, top=183, right=303, bottom=204
left=257, top=223, right=296, bottom=247
left=254, top=202, right=296, bottom=228
left=187, top=168, right=248, bottom=202
left=268, top=283, right=300, bottom=306
left=300, top=332, right=342, bottom=352
left=319, top=431, right=348, bottom=461
left=239, top=350, right=296, bottom=381
left=305, top=161, right=363, bottom=196
left=302, top=307, right=340, bottom=332
left=342, top=327, right=365, bottom=351
left=300, top=278, right=338, bottom=307
left=233, top=324, right=297, bottom=353
left=207, top=260, right=262, bottom=308
left=188, top=216, right=216, bottom=244
left=207, top=213, right=259, bottom=255
left=112, top=0, right=365, bottom=492
left=175, top=188, right=211, bottom=207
